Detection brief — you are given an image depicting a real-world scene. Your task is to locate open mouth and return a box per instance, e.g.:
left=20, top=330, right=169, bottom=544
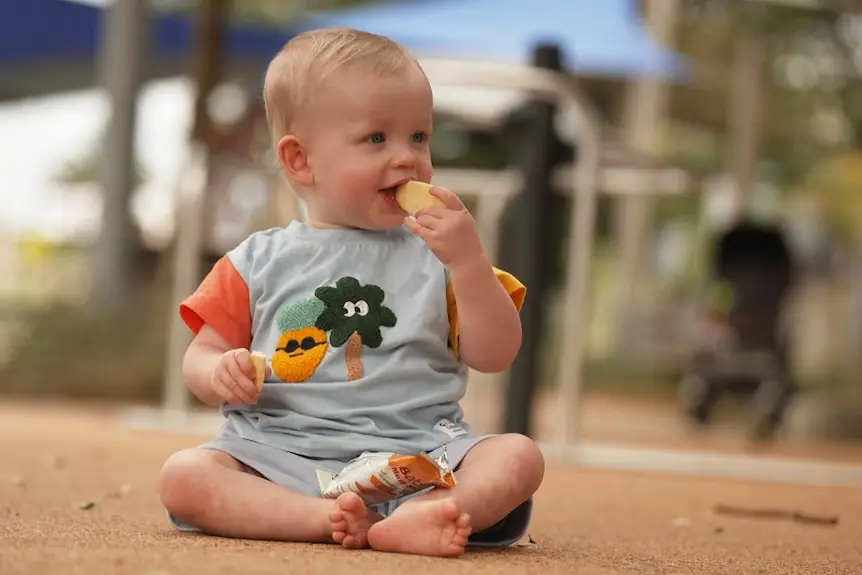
left=379, top=186, right=401, bottom=209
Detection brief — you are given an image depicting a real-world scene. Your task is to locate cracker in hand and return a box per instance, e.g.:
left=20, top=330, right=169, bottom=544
left=395, top=181, right=445, bottom=216
left=250, top=351, right=267, bottom=390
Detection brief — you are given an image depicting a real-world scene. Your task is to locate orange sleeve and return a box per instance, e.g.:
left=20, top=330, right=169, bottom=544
left=446, top=267, right=526, bottom=358
left=179, top=256, right=252, bottom=350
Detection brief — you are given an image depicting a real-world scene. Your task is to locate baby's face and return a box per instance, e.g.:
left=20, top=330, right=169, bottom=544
left=301, top=64, right=434, bottom=230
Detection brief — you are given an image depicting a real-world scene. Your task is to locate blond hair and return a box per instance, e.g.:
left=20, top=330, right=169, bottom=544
left=263, top=27, right=422, bottom=144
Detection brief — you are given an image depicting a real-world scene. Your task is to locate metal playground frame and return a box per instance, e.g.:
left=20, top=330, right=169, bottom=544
left=121, top=58, right=862, bottom=488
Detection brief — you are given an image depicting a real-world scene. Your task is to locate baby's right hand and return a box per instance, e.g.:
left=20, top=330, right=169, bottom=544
left=211, top=349, right=263, bottom=405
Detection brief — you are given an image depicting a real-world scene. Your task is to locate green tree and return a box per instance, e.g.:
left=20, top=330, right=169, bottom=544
left=676, top=0, right=862, bottom=186
left=314, top=277, right=397, bottom=381
left=793, top=150, right=862, bottom=245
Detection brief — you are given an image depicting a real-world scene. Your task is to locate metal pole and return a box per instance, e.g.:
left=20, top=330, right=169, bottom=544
left=727, top=32, right=765, bottom=219
left=421, top=59, right=603, bottom=447
left=555, top=121, right=602, bottom=447
left=162, top=145, right=208, bottom=414
left=502, top=44, right=564, bottom=437
left=90, top=0, right=148, bottom=313
left=614, top=0, right=680, bottom=351
left=161, top=0, right=227, bottom=413
left=417, top=59, right=603, bottom=446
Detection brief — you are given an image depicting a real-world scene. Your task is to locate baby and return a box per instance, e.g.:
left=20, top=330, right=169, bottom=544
left=159, top=27, right=545, bottom=558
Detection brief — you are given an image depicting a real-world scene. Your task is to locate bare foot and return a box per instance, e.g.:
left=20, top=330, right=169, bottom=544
left=330, top=492, right=381, bottom=549
left=366, top=498, right=472, bottom=557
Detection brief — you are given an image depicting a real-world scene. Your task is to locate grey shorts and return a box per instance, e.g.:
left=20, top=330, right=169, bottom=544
left=168, top=433, right=532, bottom=548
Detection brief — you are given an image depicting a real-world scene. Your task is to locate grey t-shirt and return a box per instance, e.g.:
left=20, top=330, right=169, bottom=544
left=179, top=221, right=524, bottom=460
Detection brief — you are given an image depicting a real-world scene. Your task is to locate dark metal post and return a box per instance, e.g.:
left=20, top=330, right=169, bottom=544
left=502, top=44, right=564, bottom=436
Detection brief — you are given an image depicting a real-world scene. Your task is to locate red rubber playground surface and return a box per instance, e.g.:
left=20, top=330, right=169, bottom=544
left=2, top=398, right=861, bottom=575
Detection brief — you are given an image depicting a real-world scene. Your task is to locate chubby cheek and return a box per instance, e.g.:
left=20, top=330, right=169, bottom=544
left=345, top=171, right=383, bottom=200
left=319, top=158, right=362, bottom=190
left=416, top=156, right=434, bottom=184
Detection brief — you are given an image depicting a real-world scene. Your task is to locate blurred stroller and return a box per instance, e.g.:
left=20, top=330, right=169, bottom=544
left=678, top=220, right=798, bottom=439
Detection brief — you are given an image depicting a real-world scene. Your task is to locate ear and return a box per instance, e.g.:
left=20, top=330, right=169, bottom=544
left=277, top=135, right=314, bottom=187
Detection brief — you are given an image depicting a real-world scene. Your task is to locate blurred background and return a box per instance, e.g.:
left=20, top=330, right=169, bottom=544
left=2, top=0, right=862, bottom=466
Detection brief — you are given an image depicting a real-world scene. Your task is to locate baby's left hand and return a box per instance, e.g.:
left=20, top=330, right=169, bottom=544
left=404, top=187, right=484, bottom=271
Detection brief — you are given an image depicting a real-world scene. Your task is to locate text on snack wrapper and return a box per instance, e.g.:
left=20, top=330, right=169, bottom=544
left=394, top=465, right=428, bottom=490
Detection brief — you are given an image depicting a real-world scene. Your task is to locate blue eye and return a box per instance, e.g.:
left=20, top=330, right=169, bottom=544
left=368, top=133, right=385, bottom=144
left=411, top=132, right=427, bottom=143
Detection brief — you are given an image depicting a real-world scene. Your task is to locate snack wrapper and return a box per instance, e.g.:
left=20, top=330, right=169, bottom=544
left=316, top=448, right=456, bottom=505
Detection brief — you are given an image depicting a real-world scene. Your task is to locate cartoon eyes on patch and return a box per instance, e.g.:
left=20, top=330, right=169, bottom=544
left=342, top=300, right=370, bottom=317
left=276, top=337, right=327, bottom=356
left=272, top=277, right=398, bottom=383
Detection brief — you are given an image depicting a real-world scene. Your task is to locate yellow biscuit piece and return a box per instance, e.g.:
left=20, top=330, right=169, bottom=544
left=395, top=181, right=445, bottom=216
left=250, top=351, right=267, bottom=390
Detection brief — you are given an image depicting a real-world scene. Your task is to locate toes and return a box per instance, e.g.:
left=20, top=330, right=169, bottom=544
left=456, top=512, right=471, bottom=528
left=342, top=534, right=368, bottom=550
left=445, top=544, right=466, bottom=557
left=331, top=493, right=373, bottom=551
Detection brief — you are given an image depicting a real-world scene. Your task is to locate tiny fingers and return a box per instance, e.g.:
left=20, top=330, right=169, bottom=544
left=213, top=376, right=240, bottom=404
left=415, top=213, right=441, bottom=230
left=404, top=216, right=426, bottom=237
left=217, top=371, right=257, bottom=404
left=225, top=352, right=257, bottom=400
left=429, top=186, right=466, bottom=211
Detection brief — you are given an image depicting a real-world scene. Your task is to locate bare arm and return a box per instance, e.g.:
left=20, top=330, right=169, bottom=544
left=182, top=325, right=236, bottom=407
left=404, top=186, right=523, bottom=372
left=449, top=256, right=522, bottom=373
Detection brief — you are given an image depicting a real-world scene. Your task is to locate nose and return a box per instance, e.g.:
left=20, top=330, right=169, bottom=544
left=391, top=144, right=417, bottom=169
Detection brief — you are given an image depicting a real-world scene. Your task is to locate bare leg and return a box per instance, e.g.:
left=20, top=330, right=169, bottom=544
left=160, top=448, right=335, bottom=542
left=405, top=433, right=545, bottom=531
left=367, top=434, right=544, bottom=556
